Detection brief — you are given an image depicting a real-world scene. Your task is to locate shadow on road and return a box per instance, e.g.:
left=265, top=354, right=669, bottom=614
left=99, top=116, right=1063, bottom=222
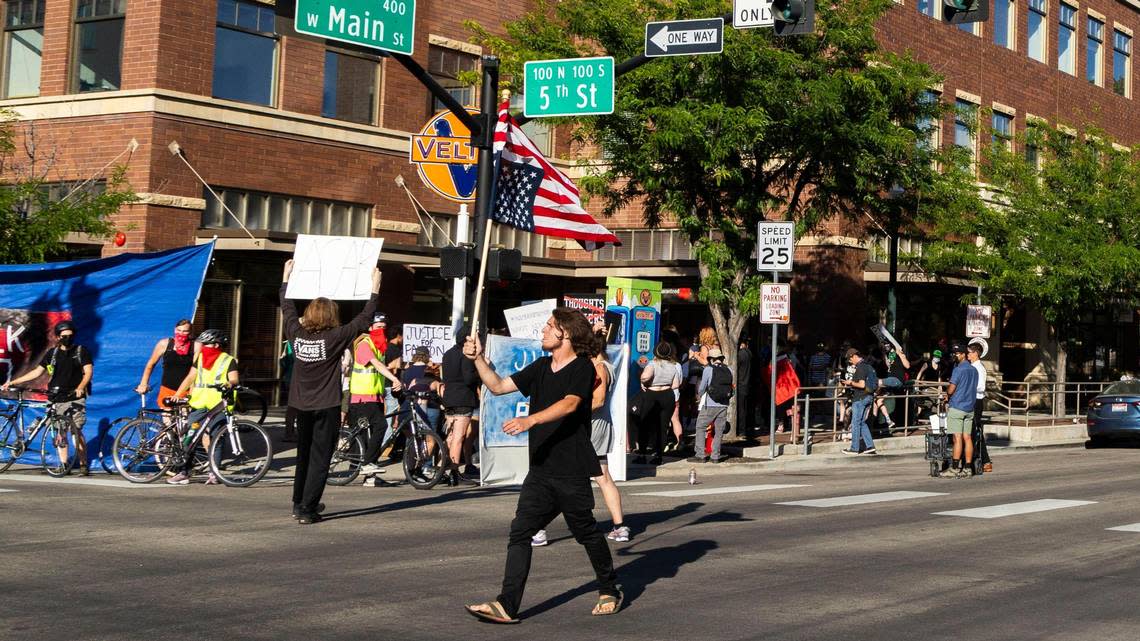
left=320, top=486, right=520, bottom=520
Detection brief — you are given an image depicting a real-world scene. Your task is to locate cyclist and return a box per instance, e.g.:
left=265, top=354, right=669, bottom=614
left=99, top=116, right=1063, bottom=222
left=135, top=319, right=199, bottom=408
left=169, top=329, right=239, bottom=485
left=350, top=314, right=403, bottom=482
left=2, top=320, right=93, bottom=475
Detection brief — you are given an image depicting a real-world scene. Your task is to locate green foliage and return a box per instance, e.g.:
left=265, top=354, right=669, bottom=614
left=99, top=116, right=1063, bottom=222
left=467, top=0, right=975, bottom=343
left=924, top=123, right=1140, bottom=338
left=0, top=111, right=136, bottom=264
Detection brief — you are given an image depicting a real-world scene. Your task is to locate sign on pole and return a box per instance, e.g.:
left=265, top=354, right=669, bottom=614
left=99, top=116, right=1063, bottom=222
left=757, top=221, right=795, bottom=272
left=294, top=0, right=416, bottom=55
left=410, top=108, right=479, bottom=202
left=733, top=0, right=775, bottom=29
left=761, top=283, right=791, bottom=324
left=644, top=18, right=724, bottom=57
left=523, top=57, right=615, bottom=118
left=966, top=304, right=992, bottom=338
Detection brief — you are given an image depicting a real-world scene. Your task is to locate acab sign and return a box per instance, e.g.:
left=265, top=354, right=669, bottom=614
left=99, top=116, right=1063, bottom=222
left=761, top=283, right=791, bottom=324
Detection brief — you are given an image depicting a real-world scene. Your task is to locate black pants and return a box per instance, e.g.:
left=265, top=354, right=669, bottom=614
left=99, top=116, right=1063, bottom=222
left=292, top=405, right=340, bottom=513
left=349, top=401, right=389, bottom=464
left=497, top=472, right=619, bottom=619
left=736, top=391, right=752, bottom=436
left=284, top=405, right=298, bottom=436
left=636, top=389, right=675, bottom=457
left=973, top=398, right=991, bottom=465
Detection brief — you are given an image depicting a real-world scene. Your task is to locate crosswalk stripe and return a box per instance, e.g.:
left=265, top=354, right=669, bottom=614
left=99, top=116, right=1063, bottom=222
left=776, top=491, right=947, bottom=508
left=1105, top=523, right=1140, bottom=532
left=634, top=484, right=809, bottom=497
left=0, top=475, right=166, bottom=489
left=616, top=480, right=688, bottom=487
left=0, top=488, right=17, bottom=493
left=933, top=499, right=1096, bottom=519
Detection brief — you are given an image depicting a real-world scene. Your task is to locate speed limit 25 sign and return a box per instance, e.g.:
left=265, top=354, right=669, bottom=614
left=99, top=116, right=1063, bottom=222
left=757, top=221, right=795, bottom=272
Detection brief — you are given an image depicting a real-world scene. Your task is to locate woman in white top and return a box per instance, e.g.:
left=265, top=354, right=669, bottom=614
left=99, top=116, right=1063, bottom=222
left=633, top=341, right=682, bottom=465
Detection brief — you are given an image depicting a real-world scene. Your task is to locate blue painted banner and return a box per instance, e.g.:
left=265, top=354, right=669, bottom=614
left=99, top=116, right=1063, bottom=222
left=0, top=243, right=214, bottom=468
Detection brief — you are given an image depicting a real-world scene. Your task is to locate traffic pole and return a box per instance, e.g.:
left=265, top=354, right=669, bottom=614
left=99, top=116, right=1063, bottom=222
left=769, top=271, right=779, bottom=460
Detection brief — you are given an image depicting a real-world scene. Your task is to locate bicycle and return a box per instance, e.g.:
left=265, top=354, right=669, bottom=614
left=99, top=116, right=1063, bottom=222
left=0, top=387, right=86, bottom=477
left=327, top=390, right=449, bottom=490
left=111, top=384, right=274, bottom=487
left=95, top=394, right=169, bottom=474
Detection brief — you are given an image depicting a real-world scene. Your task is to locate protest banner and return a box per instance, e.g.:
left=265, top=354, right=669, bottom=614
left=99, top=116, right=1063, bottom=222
left=284, top=235, right=383, bottom=300
left=402, top=324, right=454, bottom=363
left=502, top=299, right=557, bottom=340
left=562, top=293, right=606, bottom=324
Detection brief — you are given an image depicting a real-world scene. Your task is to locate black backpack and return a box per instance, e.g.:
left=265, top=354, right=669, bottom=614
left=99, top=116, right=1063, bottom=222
left=707, top=363, right=734, bottom=404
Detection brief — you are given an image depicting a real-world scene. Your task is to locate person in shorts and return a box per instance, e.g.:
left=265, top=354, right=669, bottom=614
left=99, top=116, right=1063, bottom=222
left=442, top=325, right=480, bottom=481
left=135, top=319, right=198, bottom=408
left=941, top=342, right=979, bottom=478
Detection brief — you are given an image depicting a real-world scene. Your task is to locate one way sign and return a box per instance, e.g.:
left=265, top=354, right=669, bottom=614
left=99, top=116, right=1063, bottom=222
left=644, top=18, right=724, bottom=57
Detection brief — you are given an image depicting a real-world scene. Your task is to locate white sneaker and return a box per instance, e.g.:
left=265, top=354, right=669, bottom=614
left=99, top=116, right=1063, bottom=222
left=360, top=463, right=385, bottom=475
left=166, top=472, right=189, bottom=485
left=606, top=526, right=631, bottom=542
left=531, top=530, right=548, bottom=547
left=205, top=473, right=220, bottom=485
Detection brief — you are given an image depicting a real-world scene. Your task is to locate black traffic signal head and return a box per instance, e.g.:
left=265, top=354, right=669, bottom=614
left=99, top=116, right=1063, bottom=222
left=943, top=0, right=989, bottom=24
left=772, top=0, right=815, bottom=36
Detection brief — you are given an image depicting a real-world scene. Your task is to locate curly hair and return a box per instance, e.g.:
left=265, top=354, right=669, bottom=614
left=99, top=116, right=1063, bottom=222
left=551, top=308, right=595, bottom=357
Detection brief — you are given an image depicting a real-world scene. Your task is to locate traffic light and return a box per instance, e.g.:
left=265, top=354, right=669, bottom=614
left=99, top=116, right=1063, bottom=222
left=440, top=245, right=474, bottom=279
left=487, top=248, right=522, bottom=281
left=943, top=0, right=988, bottom=25
left=772, top=0, right=815, bottom=36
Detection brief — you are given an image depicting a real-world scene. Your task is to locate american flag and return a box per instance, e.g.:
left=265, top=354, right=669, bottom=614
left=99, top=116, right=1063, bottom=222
left=491, top=102, right=620, bottom=251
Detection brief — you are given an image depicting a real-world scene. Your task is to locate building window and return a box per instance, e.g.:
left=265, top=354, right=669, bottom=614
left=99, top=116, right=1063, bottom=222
left=595, top=229, right=693, bottom=261
left=1058, top=3, right=1077, bottom=75
left=955, top=99, right=977, bottom=170
left=1113, top=30, right=1131, bottom=97
left=992, top=111, right=1013, bottom=150
left=491, top=224, right=545, bottom=258
left=1025, top=122, right=1042, bottom=168
left=1087, top=17, right=1104, bottom=85
left=916, top=90, right=941, bottom=154
left=202, top=187, right=372, bottom=237
left=1028, top=0, right=1048, bottom=63
left=509, top=94, right=552, bottom=156
left=322, top=50, right=378, bottom=124
left=3, top=0, right=43, bottom=98
left=993, top=0, right=1015, bottom=49
left=917, top=0, right=939, bottom=19
left=213, top=0, right=277, bottom=106
left=427, top=44, right=477, bottom=114
left=74, top=0, right=125, bottom=92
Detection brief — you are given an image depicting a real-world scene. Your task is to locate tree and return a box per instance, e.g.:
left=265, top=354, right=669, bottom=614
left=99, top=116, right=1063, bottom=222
left=0, top=111, right=136, bottom=264
left=924, top=123, right=1140, bottom=413
left=468, top=0, right=978, bottom=437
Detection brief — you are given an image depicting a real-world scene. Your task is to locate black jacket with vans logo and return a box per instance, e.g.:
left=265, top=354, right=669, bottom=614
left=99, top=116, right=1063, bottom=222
left=280, top=285, right=378, bottom=411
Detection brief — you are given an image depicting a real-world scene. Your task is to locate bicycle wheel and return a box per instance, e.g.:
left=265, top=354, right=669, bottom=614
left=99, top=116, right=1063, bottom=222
left=112, top=417, right=172, bottom=483
left=0, top=415, right=21, bottom=473
left=40, top=417, right=78, bottom=477
left=327, top=427, right=366, bottom=486
left=403, top=429, right=449, bottom=490
left=209, top=420, right=273, bottom=487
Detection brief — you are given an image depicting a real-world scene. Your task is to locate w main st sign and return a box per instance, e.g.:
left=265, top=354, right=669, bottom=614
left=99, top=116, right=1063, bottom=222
left=294, top=0, right=416, bottom=55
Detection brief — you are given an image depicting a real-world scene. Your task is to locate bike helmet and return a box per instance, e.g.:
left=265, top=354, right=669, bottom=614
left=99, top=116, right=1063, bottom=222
left=196, top=329, right=229, bottom=347
left=53, top=320, right=75, bottom=335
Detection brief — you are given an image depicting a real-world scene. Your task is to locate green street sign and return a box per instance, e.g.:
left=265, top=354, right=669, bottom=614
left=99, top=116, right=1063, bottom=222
left=523, top=57, right=614, bottom=118
left=294, top=0, right=416, bottom=55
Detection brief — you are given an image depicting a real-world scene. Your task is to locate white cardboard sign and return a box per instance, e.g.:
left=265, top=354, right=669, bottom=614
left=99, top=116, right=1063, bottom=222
left=760, top=283, right=791, bottom=324
left=503, top=299, right=557, bottom=340
left=285, top=235, right=384, bottom=300
left=966, top=304, right=992, bottom=338
left=402, top=324, right=454, bottom=364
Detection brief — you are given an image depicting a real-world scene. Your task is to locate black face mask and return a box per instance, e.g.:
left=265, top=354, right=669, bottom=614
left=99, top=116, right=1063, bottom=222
left=57, top=334, right=74, bottom=347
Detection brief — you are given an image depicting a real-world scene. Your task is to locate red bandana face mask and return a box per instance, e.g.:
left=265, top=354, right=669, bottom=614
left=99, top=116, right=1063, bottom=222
left=370, top=329, right=387, bottom=352
left=173, top=332, right=191, bottom=355
left=201, top=346, right=222, bottom=369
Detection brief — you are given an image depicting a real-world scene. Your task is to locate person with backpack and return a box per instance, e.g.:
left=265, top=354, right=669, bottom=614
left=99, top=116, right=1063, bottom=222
left=688, top=347, right=733, bottom=463
left=3, top=320, right=93, bottom=475
left=840, top=347, right=877, bottom=455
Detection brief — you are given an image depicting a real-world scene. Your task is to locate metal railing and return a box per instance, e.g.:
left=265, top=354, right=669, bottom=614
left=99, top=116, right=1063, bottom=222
left=988, top=380, right=1117, bottom=427
left=791, top=383, right=948, bottom=455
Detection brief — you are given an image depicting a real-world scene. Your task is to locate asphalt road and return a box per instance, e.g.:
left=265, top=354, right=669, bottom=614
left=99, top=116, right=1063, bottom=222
left=3, top=447, right=1140, bottom=641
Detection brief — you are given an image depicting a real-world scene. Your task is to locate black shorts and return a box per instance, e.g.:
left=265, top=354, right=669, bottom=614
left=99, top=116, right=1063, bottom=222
left=444, top=406, right=474, bottom=417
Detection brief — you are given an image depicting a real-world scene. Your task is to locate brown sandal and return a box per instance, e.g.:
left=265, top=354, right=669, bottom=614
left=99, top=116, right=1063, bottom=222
left=591, top=592, right=623, bottom=616
left=465, top=601, right=519, bottom=624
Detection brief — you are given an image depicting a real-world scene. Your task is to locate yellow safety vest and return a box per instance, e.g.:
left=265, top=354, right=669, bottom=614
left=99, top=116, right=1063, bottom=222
left=349, top=335, right=385, bottom=397
left=190, top=353, right=235, bottom=410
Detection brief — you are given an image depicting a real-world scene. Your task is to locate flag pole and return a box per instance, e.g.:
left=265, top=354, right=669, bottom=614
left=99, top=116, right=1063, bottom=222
left=470, top=219, right=495, bottom=338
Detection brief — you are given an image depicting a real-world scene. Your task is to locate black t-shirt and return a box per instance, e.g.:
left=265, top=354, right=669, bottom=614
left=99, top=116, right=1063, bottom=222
left=40, top=345, right=92, bottom=395
left=385, top=343, right=402, bottom=366
left=511, top=355, right=599, bottom=478
left=851, top=361, right=875, bottom=401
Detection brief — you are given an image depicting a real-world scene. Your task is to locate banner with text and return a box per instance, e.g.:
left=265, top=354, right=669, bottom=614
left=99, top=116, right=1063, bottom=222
left=562, top=293, right=606, bottom=325
left=402, top=324, right=454, bottom=364
left=502, top=299, right=557, bottom=340
left=285, top=234, right=383, bottom=300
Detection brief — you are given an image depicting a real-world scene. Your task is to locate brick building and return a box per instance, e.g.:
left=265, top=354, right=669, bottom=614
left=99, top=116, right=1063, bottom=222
left=0, top=0, right=1137, bottom=398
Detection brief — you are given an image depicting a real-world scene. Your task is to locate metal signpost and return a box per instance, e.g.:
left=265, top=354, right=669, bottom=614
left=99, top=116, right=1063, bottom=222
left=758, top=221, right=795, bottom=458
left=523, top=57, right=615, bottom=118
left=644, top=18, right=724, bottom=57
left=293, top=0, right=416, bottom=55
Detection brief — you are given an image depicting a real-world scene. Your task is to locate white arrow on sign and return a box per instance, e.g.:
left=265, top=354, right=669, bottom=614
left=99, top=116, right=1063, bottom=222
left=649, top=25, right=720, bottom=52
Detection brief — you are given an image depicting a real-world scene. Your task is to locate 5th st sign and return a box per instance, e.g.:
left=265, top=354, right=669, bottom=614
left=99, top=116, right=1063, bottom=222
left=644, top=18, right=724, bottom=57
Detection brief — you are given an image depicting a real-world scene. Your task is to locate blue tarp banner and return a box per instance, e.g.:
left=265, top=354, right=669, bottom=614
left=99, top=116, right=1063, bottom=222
left=0, top=243, right=214, bottom=468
